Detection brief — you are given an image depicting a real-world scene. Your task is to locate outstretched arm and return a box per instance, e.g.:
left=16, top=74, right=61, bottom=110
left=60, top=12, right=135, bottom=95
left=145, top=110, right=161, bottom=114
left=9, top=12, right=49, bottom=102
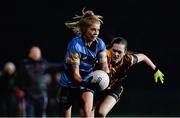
left=135, top=53, right=156, bottom=70
left=134, top=53, right=164, bottom=84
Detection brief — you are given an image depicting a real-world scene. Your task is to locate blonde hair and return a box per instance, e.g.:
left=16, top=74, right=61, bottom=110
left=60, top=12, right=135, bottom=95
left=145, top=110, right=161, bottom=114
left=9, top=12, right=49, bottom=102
left=65, top=8, right=103, bottom=35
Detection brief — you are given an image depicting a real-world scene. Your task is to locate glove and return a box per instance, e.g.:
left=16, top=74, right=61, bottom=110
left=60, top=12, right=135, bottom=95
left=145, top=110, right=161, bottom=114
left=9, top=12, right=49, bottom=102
left=153, top=68, right=165, bottom=84
left=80, top=76, right=99, bottom=90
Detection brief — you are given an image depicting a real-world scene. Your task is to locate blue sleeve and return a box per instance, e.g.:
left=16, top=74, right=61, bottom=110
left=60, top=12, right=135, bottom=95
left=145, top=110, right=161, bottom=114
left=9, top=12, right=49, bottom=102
left=65, top=40, right=80, bottom=65
left=97, top=39, right=108, bottom=64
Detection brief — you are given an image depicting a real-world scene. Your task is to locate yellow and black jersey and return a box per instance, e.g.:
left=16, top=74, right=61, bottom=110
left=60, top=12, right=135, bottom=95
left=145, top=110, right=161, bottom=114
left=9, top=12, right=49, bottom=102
left=107, top=50, right=138, bottom=88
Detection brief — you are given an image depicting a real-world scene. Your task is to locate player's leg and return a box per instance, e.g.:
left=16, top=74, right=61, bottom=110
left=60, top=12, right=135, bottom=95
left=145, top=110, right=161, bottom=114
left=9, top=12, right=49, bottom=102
left=81, top=90, right=94, bottom=117
left=97, top=95, right=117, bottom=117
left=64, top=106, right=72, bottom=118
left=58, top=87, right=73, bottom=118
left=96, top=85, right=124, bottom=117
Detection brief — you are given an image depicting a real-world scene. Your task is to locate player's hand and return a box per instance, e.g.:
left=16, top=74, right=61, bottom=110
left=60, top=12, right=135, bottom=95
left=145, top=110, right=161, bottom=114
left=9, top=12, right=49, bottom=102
left=107, top=72, right=112, bottom=78
left=154, top=68, right=164, bottom=84
left=80, top=76, right=99, bottom=90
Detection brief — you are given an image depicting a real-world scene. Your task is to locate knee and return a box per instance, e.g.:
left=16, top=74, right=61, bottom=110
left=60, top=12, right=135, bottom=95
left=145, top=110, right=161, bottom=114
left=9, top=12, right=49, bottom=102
left=95, top=110, right=106, bottom=117
left=83, top=107, right=92, bottom=116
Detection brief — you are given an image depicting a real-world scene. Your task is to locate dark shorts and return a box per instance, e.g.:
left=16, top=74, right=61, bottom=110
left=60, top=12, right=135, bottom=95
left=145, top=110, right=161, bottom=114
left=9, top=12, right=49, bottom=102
left=58, top=87, right=81, bottom=109
left=95, top=80, right=124, bottom=102
left=58, top=87, right=94, bottom=109
left=108, top=84, right=123, bottom=101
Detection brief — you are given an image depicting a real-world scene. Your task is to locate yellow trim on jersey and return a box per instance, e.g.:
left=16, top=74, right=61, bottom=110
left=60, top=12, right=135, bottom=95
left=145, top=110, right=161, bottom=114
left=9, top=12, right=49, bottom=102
left=106, top=50, right=111, bottom=57
left=99, top=51, right=107, bottom=56
left=66, top=57, right=80, bottom=63
left=99, top=58, right=107, bottom=63
left=69, top=52, right=79, bottom=60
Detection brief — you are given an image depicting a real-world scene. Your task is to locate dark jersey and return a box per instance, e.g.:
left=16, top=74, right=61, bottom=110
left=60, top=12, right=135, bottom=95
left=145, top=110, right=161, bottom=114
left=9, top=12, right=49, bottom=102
left=107, top=50, right=138, bottom=88
left=18, top=58, right=62, bottom=98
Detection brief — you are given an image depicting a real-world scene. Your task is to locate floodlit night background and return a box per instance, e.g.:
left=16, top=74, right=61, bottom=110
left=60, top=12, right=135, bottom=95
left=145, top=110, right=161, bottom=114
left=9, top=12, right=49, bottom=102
left=0, top=0, right=180, bottom=117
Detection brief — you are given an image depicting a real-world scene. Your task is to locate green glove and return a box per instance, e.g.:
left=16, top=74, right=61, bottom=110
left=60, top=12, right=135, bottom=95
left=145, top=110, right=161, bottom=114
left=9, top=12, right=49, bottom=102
left=153, top=68, right=164, bottom=84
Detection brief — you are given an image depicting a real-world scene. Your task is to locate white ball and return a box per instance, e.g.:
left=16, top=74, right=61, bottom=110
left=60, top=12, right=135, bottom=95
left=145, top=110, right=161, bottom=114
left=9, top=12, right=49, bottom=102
left=90, top=70, right=110, bottom=91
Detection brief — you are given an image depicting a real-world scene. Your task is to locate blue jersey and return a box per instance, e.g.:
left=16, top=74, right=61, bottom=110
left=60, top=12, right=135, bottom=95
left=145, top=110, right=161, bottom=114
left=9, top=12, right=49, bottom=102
left=60, top=36, right=108, bottom=88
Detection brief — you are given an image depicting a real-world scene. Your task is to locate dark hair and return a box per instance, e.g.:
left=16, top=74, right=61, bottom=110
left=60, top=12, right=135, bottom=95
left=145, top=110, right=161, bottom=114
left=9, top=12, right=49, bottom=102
left=108, top=37, right=128, bottom=51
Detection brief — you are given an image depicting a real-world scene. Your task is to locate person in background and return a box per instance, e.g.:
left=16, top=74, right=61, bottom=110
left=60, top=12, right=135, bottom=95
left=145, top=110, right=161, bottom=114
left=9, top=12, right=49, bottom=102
left=59, top=8, right=109, bottom=117
left=94, top=37, right=165, bottom=117
left=46, top=71, right=62, bottom=117
left=0, top=62, right=24, bottom=117
left=17, top=46, right=63, bottom=117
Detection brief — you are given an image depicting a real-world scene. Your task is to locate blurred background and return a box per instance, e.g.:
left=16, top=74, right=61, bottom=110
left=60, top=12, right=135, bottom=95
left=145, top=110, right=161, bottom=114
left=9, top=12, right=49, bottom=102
left=0, top=0, right=179, bottom=117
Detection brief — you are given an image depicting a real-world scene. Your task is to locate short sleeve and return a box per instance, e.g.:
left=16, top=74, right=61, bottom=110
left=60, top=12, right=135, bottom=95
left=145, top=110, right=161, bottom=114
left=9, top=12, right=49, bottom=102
left=65, top=41, right=80, bottom=65
left=97, top=39, right=108, bottom=65
left=131, top=54, right=138, bottom=65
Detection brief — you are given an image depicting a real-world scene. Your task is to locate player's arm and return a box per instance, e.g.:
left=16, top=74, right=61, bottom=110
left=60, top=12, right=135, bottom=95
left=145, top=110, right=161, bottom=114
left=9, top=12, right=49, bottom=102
left=135, top=53, right=156, bottom=70
left=100, top=63, right=110, bottom=74
left=72, top=64, right=83, bottom=83
left=98, top=40, right=110, bottom=73
left=72, top=64, right=99, bottom=89
left=69, top=50, right=97, bottom=87
left=134, top=53, right=165, bottom=84
left=97, top=50, right=109, bottom=73
left=67, top=42, right=84, bottom=84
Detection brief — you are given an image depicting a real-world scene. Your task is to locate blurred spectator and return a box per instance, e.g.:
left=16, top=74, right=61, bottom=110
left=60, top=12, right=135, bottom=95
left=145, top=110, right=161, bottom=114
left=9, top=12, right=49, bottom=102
left=46, top=72, right=61, bottom=117
left=0, top=62, right=24, bottom=116
left=17, top=46, right=63, bottom=117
